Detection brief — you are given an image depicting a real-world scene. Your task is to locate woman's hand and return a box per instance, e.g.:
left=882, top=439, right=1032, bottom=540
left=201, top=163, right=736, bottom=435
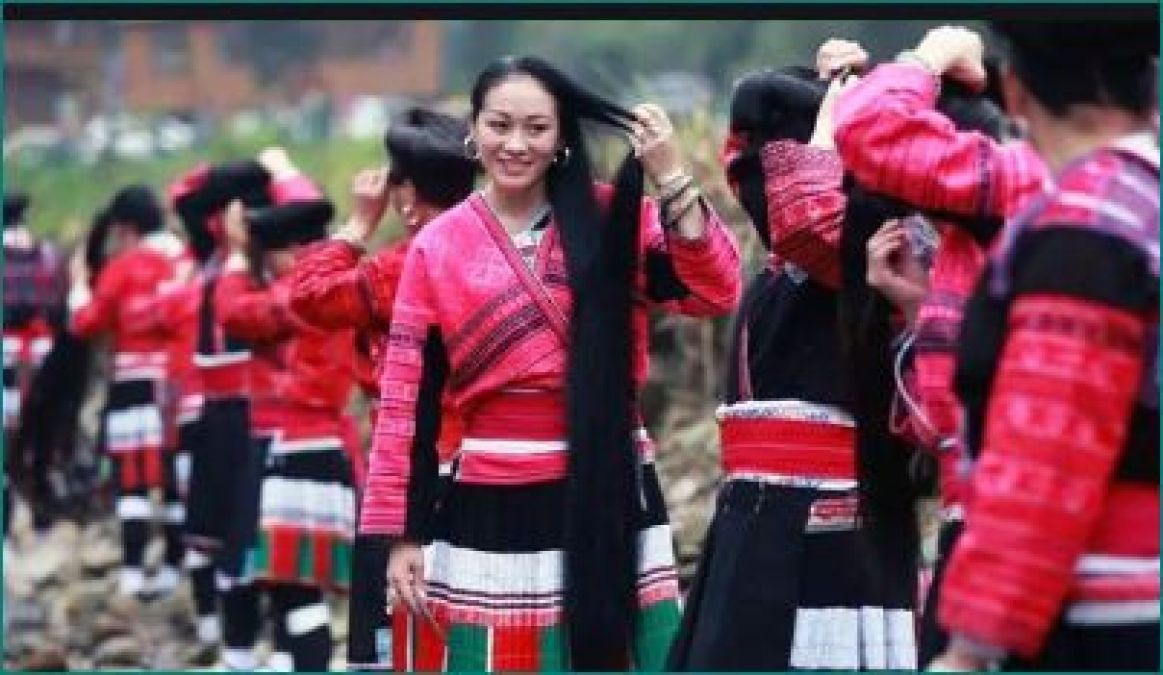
left=866, top=220, right=930, bottom=324
left=816, top=38, right=869, bottom=80
left=346, top=167, right=391, bottom=243
left=257, top=146, right=300, bottom=181
left=927, top=647, right=989, bottom=671
left=913, top=25, right=987, bottom=91
left=387, top=540, right=427, bottom=616
left=629, top=103, right=684, bottom=186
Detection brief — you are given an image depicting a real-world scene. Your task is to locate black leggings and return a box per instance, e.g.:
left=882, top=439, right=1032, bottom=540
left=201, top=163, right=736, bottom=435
left=222, top=583, right=332, bottom=671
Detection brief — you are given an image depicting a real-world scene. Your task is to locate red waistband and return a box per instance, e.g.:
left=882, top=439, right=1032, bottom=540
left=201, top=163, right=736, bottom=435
left=457, top=390, right=652, bottom=485
left=1088, top=483, right=1159, bottom=557
left=719, top=416, right=856, bottom=480
left=199, top=361, right=250, bottom=399
left=464, top=390, right=567, bottom=439
left=252, top=401, right=343, bottom=440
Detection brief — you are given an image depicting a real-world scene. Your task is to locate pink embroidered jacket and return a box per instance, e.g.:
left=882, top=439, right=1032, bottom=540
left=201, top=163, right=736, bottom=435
left=359, top=188, right=742, bottom=536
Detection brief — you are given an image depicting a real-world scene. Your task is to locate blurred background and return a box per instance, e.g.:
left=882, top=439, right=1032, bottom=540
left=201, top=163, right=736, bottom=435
left=5, top=19, right=992, bottom=240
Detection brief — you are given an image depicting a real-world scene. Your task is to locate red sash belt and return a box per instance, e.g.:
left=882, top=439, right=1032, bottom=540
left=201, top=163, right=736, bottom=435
left=458, top=390, right=651, bottom=485
left=720, top=416, right=856, bottom=481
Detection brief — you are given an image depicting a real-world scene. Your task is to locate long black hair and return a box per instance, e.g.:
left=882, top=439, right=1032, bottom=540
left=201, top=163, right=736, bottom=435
left=385, top=108, right=478, bottom=209
left=839, top=77, right=1013, bottom=591
left=470, top=55, right=645, bottom=668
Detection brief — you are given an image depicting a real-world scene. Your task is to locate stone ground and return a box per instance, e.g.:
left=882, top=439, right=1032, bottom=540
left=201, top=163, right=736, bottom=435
left=2, top=501, right=352, bottom=672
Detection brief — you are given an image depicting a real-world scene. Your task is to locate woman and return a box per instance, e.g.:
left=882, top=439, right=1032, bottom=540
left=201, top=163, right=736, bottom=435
left=214, top=155, right=357, bottom=671
left=359, top=55, right=741, bottom=670
left=670, top=66, right=918, bottom=671
left=823, top=31, right=1050, bottom=664
left=165, top=155, right=281, bottom=664
left=931, top=20, right=1158, bottom=671
left=68, top=185, right=187, bottom=599
left=289, top=108, right=477, bottom=671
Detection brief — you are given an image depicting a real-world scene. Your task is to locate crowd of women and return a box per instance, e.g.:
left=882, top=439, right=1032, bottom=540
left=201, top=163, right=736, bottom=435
left=3, top=20, right=1157, bottom=672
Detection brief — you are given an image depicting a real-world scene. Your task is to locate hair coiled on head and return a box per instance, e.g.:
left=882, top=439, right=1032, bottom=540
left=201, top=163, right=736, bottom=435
left=469, top=55, right=645, bottom=669
left=385, top=107, right=479, bottom=209
left=724, top=67, right=827, bottom=250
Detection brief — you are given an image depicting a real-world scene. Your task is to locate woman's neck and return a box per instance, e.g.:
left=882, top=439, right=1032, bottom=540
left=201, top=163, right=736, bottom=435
left=483, top=183, right=549, bottom=234
left=1035, top=106, right=1154, bottom=174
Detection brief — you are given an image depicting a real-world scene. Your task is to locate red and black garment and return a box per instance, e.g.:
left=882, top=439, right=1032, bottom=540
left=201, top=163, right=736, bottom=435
left=940, top=133, right=1159, bottom=668
left=70, top=233, right=181, bottom=492
left=213, top=180, right=358, bottom=593
left=168, top=160, right=271, bottom=552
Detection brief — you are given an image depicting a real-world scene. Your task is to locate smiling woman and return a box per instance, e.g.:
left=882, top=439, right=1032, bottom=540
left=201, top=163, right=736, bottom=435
left=357, top=55, right=742, bottom=671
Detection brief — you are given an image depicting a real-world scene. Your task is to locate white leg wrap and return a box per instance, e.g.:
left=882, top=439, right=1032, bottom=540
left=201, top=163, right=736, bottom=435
left=285, top=602, right=330, bottom=636
left=184, top=548, right=213, bottom=570
left=117, top=495, right=153, bottom=520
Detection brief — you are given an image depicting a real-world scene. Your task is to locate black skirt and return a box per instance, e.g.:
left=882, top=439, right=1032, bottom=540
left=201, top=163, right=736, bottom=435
left=668, top=479, right=917, bottom=671
left=183, top=398, right=250, bottom=551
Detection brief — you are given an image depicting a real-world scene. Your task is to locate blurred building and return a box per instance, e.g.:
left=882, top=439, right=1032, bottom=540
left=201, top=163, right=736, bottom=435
left=4, top=20, right=444, bottom=128
left=4, top=21, right=109, bottom=128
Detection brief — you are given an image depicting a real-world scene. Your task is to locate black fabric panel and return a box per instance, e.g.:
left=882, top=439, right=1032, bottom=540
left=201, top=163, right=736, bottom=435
left=725, top=268, right=851, bottom=408
left=643, top=249, right=692, bottom=303
left=434, top=465, right=669, bottom=554
left=1006, top=228, right=1156, bottom=312
left=402, top=327, right=449, bottom=542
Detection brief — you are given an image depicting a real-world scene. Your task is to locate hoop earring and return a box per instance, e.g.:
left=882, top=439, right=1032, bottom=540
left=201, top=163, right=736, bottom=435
left=553, top=146, right=572, bottom=166
left=463, top=136, right=481, bottom=161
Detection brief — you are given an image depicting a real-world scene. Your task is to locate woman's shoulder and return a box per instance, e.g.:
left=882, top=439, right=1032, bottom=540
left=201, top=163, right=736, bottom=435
left=410, top=194, right=490, bottom=266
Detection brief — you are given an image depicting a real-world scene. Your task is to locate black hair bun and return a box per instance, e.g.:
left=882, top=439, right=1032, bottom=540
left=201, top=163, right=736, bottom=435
left=729, top=66, right=828, bottom=146
left=247, top=199, right=334, bottom=250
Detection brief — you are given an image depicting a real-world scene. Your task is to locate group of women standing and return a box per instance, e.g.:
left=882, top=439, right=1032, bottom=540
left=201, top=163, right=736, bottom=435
left=16, top=17, right=1156, bottom=673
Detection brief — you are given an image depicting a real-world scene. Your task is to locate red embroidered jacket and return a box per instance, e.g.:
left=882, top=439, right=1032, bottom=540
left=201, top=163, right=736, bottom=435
left=359, top=188, right=742, bottom=536
left=833, top=62, right=1050, bottom=507
left=289, top=239, right=409, bottom=395
left=939, top=136, right=1160, bottom=657
left=70, top=233, right=185, bottom=381
left=216, top=270, right=356, bottom=441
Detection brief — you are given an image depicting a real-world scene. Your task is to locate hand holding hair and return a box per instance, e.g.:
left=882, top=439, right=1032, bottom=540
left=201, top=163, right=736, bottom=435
left=816, top=38, right=870, bottom=80
left=342, top=166, right=391, bottom=244
left=910, top=25, right=987, bottom=91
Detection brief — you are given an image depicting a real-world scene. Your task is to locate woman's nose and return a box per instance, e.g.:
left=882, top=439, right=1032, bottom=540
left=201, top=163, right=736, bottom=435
left=501, top=131, right=529, bottom=153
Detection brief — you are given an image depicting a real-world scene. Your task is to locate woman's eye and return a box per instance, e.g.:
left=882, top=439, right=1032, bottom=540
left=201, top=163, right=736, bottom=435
left=528, top=125, right=548, bottom=135
left=489, top=120, right=510, bottom=132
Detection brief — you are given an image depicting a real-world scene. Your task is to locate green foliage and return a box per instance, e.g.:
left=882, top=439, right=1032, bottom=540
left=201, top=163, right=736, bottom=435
left=4, top=135, right=391, bottom=245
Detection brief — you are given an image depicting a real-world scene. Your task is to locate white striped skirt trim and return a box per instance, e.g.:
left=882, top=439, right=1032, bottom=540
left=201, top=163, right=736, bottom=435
left=789, top=607, right=917, bottom=670
left=259, top=477, right=355, bottom=535
left=422, top=523, right=679, bottom=626
left=105, top=404, right=164, bottom=453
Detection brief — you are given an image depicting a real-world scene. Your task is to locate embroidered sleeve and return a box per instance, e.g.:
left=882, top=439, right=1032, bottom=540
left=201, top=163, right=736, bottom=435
left=360, top=245, right=444, bottom=537
left=833, top=64, right=1047, bottom=236
left=938, top=230, right=1152, bottom=657
left=290, top=240, right=409, bottom=332
left=215, top=271, right=298, bottom=344
left=760, top=140, right=845, bottom=288
left=642, top=196, right=742, bottom=316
